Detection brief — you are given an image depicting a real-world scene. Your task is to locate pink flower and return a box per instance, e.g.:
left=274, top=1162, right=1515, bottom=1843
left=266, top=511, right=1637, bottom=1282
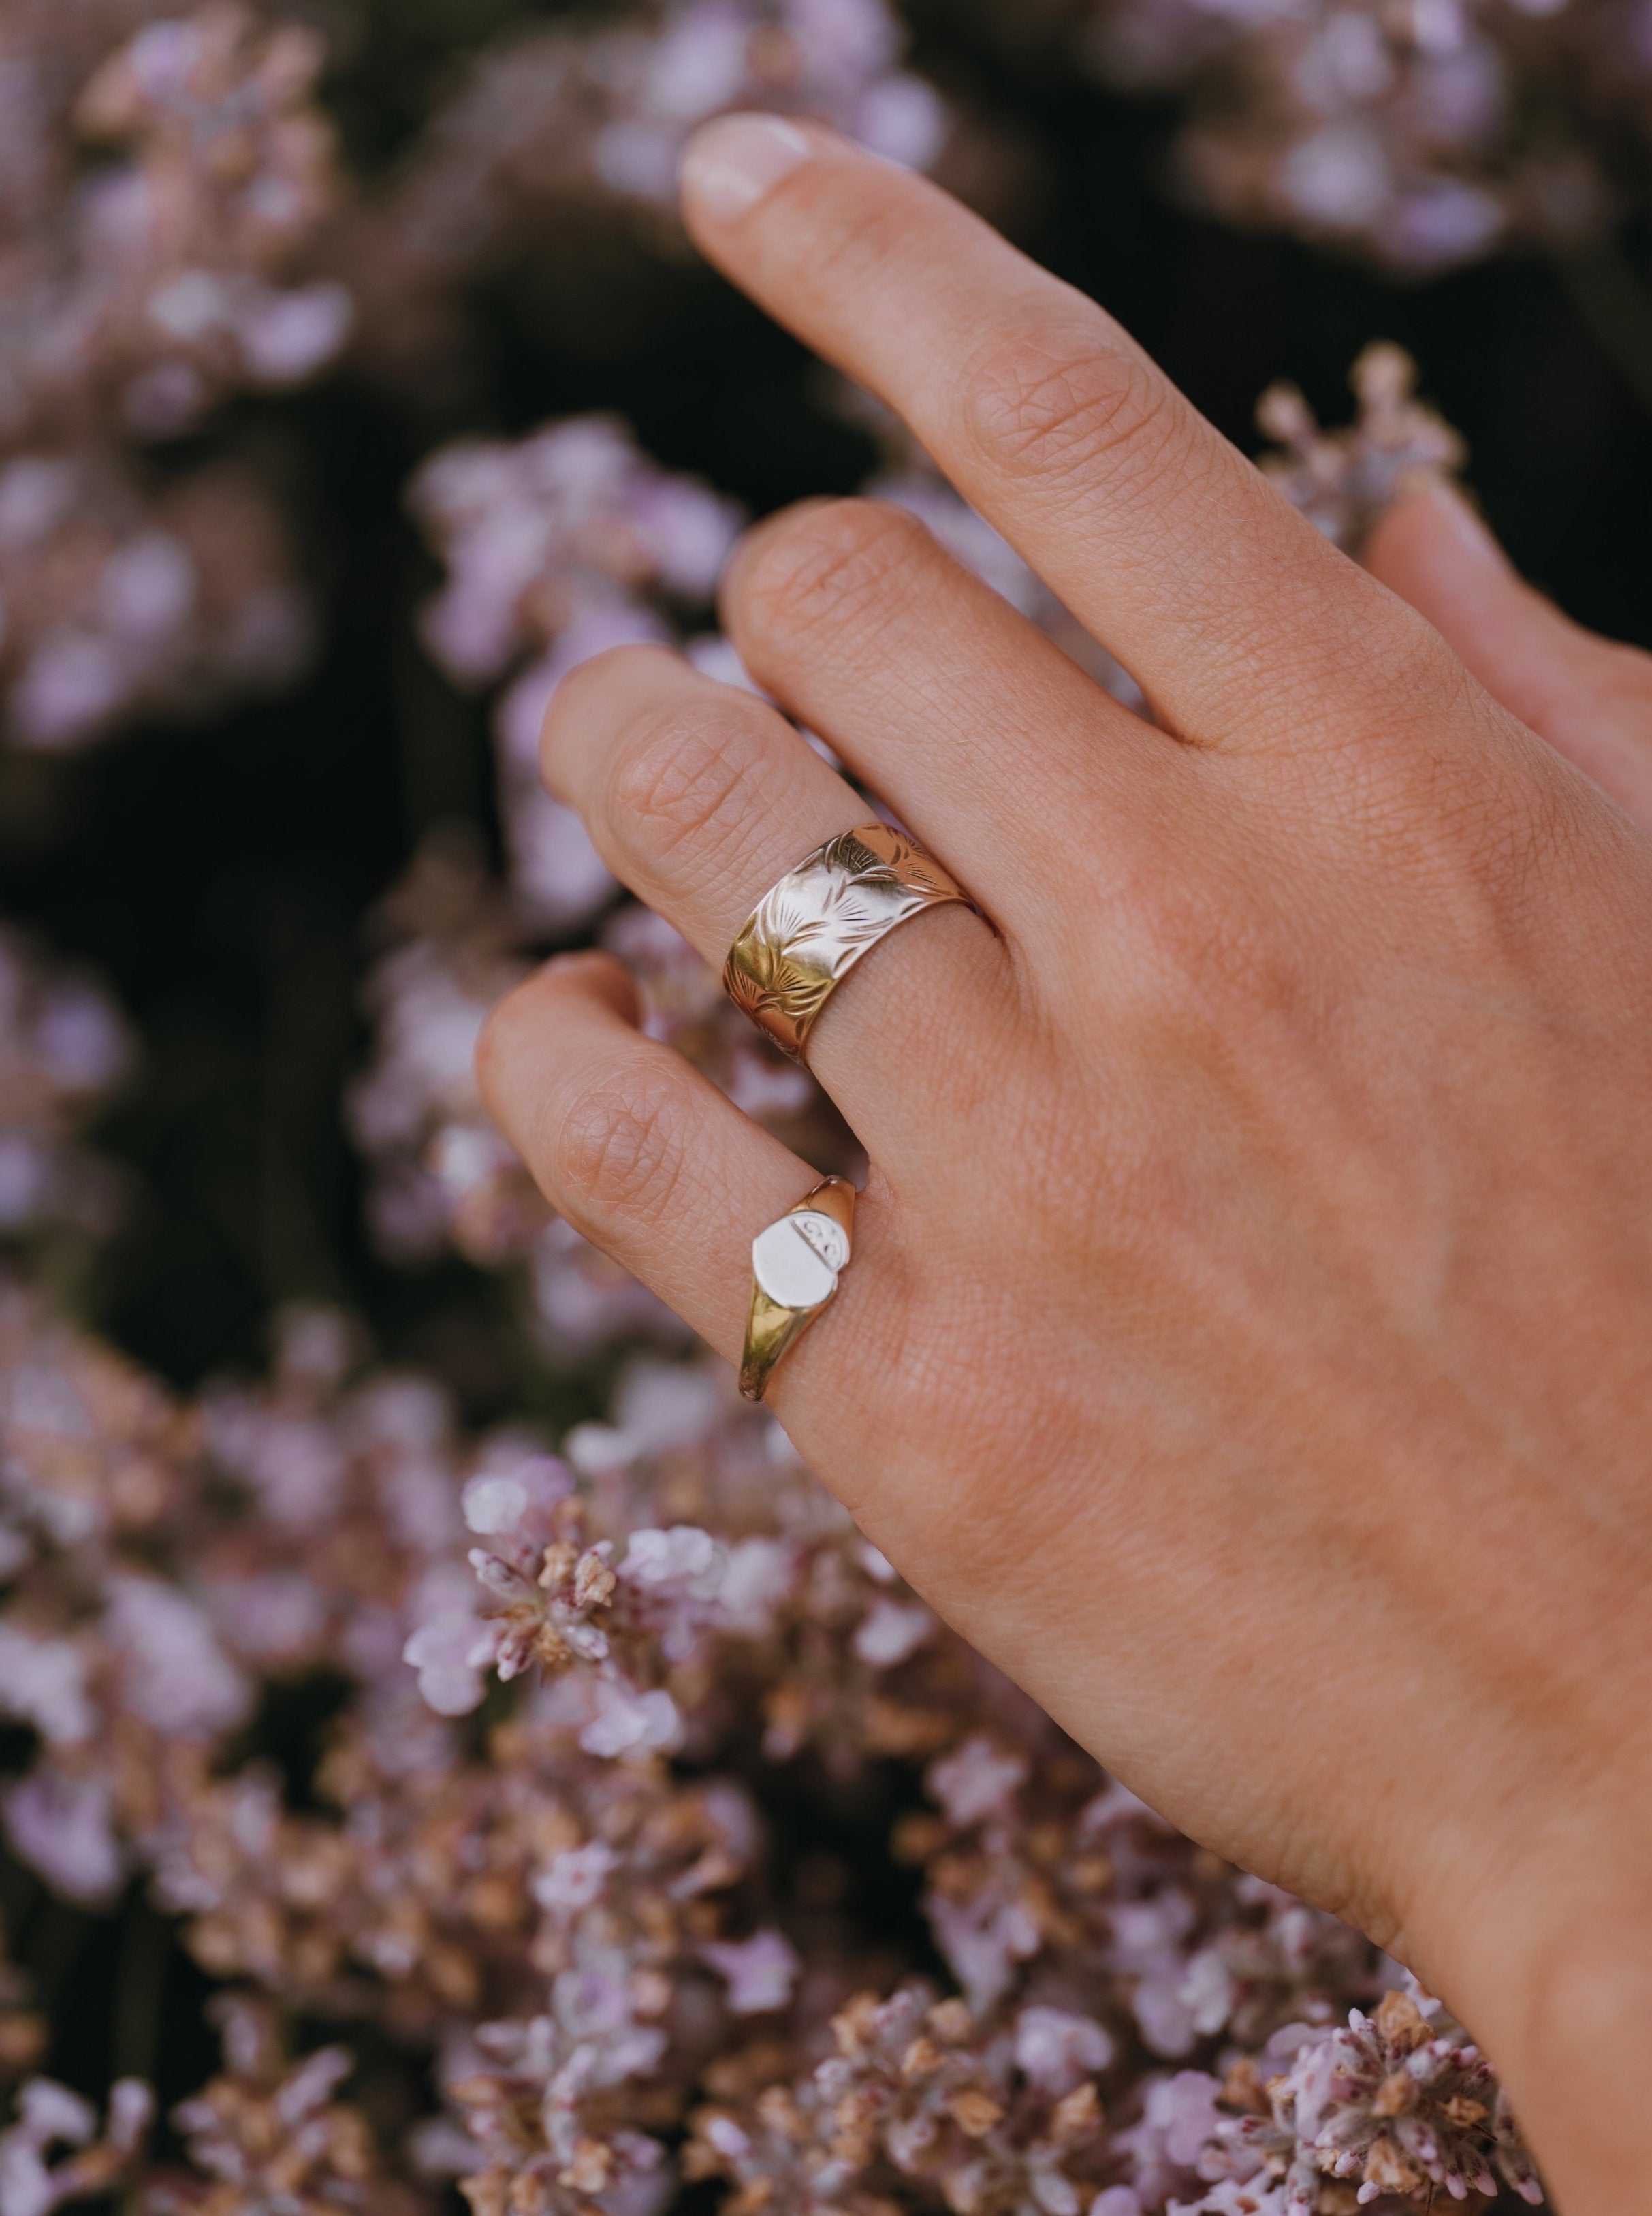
left=699, top=1931, right=801, bottom=2014
left=1015, top=2006, right=1115, bottom=2094
left=927, top=1735, right=1029, bottom=1826
left=2, top=1769, right=125, bottom=1905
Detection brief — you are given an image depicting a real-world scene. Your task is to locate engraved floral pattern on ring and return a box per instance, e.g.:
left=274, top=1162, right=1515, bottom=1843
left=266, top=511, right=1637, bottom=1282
left=722, top=825, right=968, bottom=1060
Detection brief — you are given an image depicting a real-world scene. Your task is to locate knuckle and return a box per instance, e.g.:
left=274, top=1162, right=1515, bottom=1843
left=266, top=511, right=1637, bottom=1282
left=733, top=498, right=928, bottom=653
left=552, top=1065, right=694, bottom=1227
left=963, top=334, right=1174, bottom=492
left=604, top=695, right=767, bottom=871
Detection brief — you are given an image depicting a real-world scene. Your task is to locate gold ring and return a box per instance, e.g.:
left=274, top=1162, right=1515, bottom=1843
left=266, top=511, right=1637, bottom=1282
left=722, top=824, right=968, bottom=1062
left=740, top=1177, right=855, bottom=1401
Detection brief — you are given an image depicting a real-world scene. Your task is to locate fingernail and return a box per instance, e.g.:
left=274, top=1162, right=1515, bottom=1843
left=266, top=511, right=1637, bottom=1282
left=680, top=112, right=816, bottom=223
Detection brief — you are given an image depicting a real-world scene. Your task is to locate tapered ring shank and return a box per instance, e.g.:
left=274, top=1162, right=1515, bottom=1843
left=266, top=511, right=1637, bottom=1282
left=740, top=1176, right=856, bottom=1401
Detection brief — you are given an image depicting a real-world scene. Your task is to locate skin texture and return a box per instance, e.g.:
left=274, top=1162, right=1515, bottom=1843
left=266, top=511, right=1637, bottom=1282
left=477, top=117, right=1652, bottom=2213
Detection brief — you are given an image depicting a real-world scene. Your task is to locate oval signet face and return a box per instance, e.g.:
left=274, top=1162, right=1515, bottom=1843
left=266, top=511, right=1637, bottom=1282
left=752, top=1215, right=843, bottom=1309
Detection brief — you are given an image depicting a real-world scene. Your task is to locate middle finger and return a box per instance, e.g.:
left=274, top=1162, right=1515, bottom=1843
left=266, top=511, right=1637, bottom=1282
left=679, top=117, right=1412, bottom=757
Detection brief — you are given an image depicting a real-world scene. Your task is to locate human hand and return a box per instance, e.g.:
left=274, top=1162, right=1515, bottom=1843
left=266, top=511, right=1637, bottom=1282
left=477, top=117, right=1652, bottom=2211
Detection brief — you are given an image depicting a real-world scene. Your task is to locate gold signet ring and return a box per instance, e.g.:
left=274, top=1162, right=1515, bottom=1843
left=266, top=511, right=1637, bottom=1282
left=740, top=1177, right=856, bottom=1402
left=722, top=825, right=967, bottom=1062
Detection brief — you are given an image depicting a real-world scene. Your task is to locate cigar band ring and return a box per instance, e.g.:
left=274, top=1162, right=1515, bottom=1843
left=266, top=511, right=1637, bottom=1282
left=740, top=1177, right=856, bottom=1402
left=722, top=824, right=968, bottom=1062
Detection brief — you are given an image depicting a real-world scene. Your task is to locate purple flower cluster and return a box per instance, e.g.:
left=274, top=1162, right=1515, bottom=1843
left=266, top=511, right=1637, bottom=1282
left=0, top=0, right=1512, bottom=759
left=0, top=445, right=313, bottom=750
left=0, top=923, right=132, bottom=1244
left=1068, top=0, right=1641, bottom=270
left=0, top=2076, right=153, bottom=2216
left=147, top=1996, right=419, bottom=2216
left=0, top=1, right=344, bottom=751
left=0, top=1205, right=1540, bottom=2213
left=336, top=0, right=948, bottom=377
left=1177, top=1987, right=1543, bottom=2211
left=1254, top=344, right=1467, bottom=553
left=1, top=1, right=349, bottom=447
left=409, top=414, right=746, bottom=934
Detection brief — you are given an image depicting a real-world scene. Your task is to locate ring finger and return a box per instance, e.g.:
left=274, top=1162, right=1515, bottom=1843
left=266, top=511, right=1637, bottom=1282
left=477, top=951, right=904, bottom=1408
left=539, top=642, right=1013, bottom=1154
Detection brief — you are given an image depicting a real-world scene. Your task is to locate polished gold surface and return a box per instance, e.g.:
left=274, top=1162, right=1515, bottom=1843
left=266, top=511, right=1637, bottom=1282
left=740, top=1176, right=856, bottom=1402
left=722, top=824, right=966, bottom=1062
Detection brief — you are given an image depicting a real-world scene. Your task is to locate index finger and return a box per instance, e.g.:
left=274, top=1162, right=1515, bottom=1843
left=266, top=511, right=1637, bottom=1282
left=678, top=116, right=1407, bottom=756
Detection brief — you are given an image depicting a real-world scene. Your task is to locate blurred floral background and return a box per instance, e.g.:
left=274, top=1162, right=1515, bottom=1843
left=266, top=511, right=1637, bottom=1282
left=1, top=1, right=1648, bottom=2210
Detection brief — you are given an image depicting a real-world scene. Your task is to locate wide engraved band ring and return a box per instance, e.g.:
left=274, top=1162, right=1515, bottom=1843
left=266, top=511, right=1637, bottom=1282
left=740, top=1176, right=856, bottom=1401
left=722, top=824, right=968, bottom=1062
